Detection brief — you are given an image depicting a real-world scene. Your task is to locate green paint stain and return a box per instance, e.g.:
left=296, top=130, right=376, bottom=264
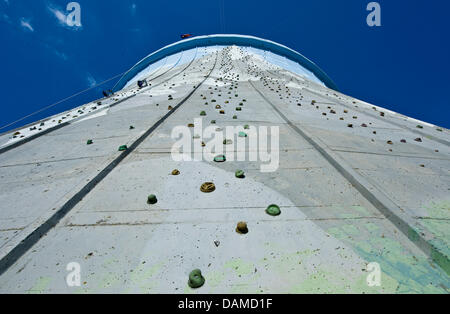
left=327, top=222, right=449, bottom=293
left=27, top=277, right=51, bottom=294
left=205, top=271, right=226, bottom=289
left=418, top=201, right=450, bottom=274
left=128, top=262, right=164, bottom=292
left=224, top=258, right=255, bottom=277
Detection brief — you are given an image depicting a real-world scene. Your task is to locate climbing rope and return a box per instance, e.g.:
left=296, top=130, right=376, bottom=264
left=219, top=0, right=226, bottom=33
left=0, top=72, right=126, bottom=132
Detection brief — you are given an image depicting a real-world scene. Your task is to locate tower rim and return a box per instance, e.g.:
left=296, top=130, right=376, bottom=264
left=113, top=34, right=338, bottom=92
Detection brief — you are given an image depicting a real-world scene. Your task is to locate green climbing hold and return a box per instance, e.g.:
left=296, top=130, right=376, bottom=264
left=200, top=111, right=207, bottom=116
left=118, top=145, right=128, bottom=152
left=238, top=132, right=247, bottom=138
left=233, top=115, right=238, bottom=120
left=211, top=120, right=216, bottom=124
left=214, top=155, right=226, bottom=162
left=236, top=107, right=242, bottom=111
left=188, top=269, right=205, bottom=289
left=147, top=194, right=158, bottom=205
left=244, top=125, right=250, bottom=130
left=266, top=204, right=281, bottom=216
left=235, top=170, right=245, bottom=179
left=87, top=140, right=93, bottom=145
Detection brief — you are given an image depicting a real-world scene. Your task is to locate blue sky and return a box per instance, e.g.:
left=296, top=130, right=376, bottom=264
left=0, top=0, right=449, bottom=131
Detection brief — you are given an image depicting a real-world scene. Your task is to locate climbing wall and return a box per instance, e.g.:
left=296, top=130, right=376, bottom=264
left=0, top=46, right=448, bottom=293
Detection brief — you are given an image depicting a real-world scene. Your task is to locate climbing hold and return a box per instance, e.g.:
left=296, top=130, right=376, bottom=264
left=188, top=269, right=205, bottom=289
left=200, top=182, right=216, bottom=193
left=129, top=126, right=135, bottom=130
left=347, top=124, right=353, bottom=128
left=168, top=106, right=173, bottom=110
left=118, top=145, right=128, bottom=151
left=387, top=141, right=393, bottom=145
left=244, top=125, right=250, bottom=130
left=415, top=138, right=422, bottom=142
left=266, top=204, right=281, bottom=216
left=188, top=124, right=195, bottom=128
left=400, top=139, right=407, bottom=143
left=214, top=155, right=226, bottom=162
left=236, top=107, right=242, bottom=111
left=235, top=170, right=245, bottom=179
left=87, top=140, right=93, bottom=145
left=238, top=132, right=247, bottom=138
left=220, top=110, right=225, bottom=114
left=147, top=194, right=158, bottom=205
left=361, top=124, right=367, bottom=128
left=236, top=222, right=249, bottom=234
left=200, top=111, right=207, bottom=116
left=172, top=169, right=180, bottom=176
left=416, top=125, right=424, bottom=129
left=233, top=115, right=237, bottom=119
left=211, top=120, right=216, bottom=124
left=223, top=139, right=233, bottom=145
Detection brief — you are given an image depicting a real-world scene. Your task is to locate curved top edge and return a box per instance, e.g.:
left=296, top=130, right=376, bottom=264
left=113, top=34, right=339, bottom=91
